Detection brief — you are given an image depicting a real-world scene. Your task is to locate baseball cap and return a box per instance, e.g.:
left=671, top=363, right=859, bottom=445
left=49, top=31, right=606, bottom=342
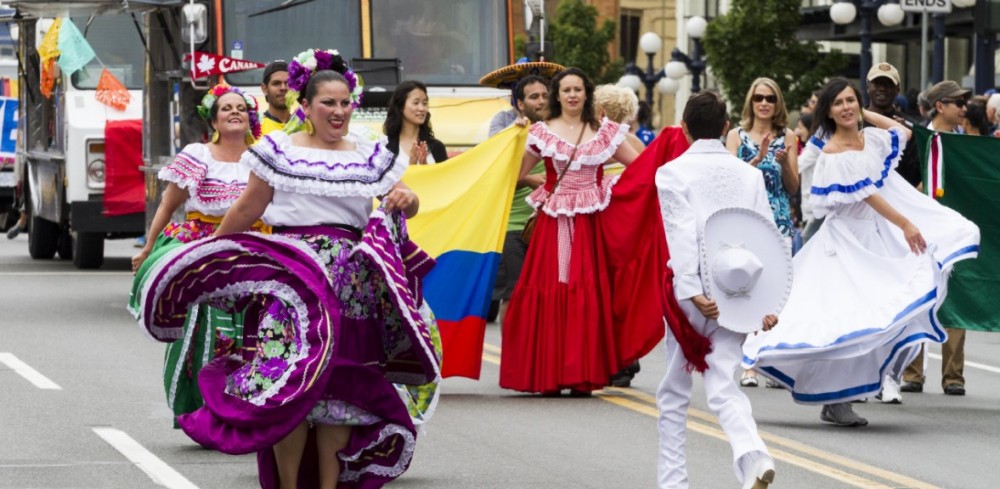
left=866, top=62, right=900, bottom=86
left=926, top=80, right=972, bottom=107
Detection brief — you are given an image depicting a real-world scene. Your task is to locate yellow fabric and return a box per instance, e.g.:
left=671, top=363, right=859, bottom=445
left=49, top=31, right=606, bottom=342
left=185, top=212, right=271, bottom=234
left=261, top=117, right=284, bottom=136
left=38, top=18, right=63, bottom=63
left=401, top=125, right=526, bottom=256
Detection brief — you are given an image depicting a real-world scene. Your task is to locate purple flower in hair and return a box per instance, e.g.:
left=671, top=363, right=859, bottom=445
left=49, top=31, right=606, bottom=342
left=287, top=60, right=310, bottom=93
left=314, top=50, right=333, bottom=71
left=343, top=69, right=358, bottom=92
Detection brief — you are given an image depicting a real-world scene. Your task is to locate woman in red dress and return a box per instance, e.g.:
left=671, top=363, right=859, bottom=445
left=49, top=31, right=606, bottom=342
left=500, top=68, right=650, bottom=395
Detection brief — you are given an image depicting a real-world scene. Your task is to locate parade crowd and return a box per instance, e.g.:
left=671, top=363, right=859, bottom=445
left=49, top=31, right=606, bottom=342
left=112, top=44, right=990, bottom=489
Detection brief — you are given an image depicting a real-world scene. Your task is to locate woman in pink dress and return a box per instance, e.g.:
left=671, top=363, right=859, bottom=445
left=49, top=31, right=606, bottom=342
left=500, top=68, right=658, bottom=395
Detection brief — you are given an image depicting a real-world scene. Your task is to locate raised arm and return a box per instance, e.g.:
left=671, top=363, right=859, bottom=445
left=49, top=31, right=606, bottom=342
left=215, top=173, right=274, bottom=236
left=131, top=183, right=188, bottom=272
left=864, top=193, right=926, bottom=254
left=863, top=109, right=911, bottom=141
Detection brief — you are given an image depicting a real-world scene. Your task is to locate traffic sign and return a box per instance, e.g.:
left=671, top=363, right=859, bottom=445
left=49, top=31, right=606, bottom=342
left=900, top=0, right=952, bottom=14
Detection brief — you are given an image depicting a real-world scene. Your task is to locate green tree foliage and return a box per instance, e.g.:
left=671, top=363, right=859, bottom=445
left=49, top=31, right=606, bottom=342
left=702, top=0, right=848, bottom=118
left=548, top=0, right=623, bottom=84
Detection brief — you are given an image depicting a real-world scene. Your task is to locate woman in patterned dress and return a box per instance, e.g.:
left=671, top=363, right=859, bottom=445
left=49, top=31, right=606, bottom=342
left=726, top=77, right=799, bottom=388
left=135, top=50, right=439, bottom=489
left=129, top=84, right=265, bottom=427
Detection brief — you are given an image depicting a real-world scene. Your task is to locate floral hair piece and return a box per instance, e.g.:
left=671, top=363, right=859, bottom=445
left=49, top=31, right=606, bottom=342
left=197, top=84, right=262, bottom=140
left=287, top=48, right=364, bottom=109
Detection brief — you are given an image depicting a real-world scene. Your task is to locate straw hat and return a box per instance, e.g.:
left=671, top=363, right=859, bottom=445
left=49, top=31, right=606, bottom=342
left=479, top=60, right=565, bottom=88
left=699, top=207, right=792, bottom=333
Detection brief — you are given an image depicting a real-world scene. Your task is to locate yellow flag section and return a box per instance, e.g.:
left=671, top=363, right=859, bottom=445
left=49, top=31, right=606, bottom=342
left=402, top=125, right=527, bottom=378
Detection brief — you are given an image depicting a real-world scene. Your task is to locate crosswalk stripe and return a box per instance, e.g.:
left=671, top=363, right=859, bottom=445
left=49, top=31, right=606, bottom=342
left=92, top=427, right=199, bottom=489
left=0, top=352, right=62, bottom=390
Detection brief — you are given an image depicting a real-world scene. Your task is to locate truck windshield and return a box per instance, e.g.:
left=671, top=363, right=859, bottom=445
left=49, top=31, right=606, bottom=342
left=70, top=15, right=145, bottom=90
left=222, top=0, right=362, bottom=86
left=371, top=0, right=509, bottom=86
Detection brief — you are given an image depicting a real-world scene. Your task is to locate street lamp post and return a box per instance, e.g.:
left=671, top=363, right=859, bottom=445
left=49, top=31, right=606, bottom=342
left=619, top=32, right=666, bottom=106
left=665, top=16, right=708, bottom=93
left=830, top=1, right=904, bottom=102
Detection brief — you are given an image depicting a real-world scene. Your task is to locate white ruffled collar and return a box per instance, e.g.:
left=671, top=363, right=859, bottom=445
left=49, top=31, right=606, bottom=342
left=527, top=118, right=629, bottom=170
left=244, top=130, right=404, bottom=198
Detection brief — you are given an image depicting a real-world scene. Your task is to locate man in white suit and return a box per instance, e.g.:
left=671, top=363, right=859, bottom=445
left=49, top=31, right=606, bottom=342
left=655, top=91, right=779, bottom=489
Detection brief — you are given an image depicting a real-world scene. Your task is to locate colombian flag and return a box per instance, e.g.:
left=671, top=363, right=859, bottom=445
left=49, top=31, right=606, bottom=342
left=401, top=126, right=526, bottom=378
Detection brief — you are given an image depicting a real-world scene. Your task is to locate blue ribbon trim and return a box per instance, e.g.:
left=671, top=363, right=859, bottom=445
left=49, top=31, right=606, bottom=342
left=744, top=286, right=944, bottom=402
left=810, top=129, right=900, bottom=197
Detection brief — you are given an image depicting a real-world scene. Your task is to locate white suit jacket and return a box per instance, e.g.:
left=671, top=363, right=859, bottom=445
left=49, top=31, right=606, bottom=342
left=655, top=138, right=774, bottom=301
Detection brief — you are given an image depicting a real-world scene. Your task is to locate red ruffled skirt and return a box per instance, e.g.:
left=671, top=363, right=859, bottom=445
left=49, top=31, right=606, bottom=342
left=501, top=210, right=631, bottom=393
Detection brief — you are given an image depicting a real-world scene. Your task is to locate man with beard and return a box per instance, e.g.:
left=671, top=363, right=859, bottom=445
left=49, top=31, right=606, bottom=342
left=259, top=61, right=290, bottom=135
left=865, top=63, right=922, bottom=187
left=488, top=74, right=550, bottom=137
left=479, top=60, right=564, bottom=322
left=489, top=75, right=550, bottom=323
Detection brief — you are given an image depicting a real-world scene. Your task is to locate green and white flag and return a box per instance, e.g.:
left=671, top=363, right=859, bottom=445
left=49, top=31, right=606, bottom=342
left=56, top=19, right=96, bottom=75
left=914, top=125, right=1000, bottom=332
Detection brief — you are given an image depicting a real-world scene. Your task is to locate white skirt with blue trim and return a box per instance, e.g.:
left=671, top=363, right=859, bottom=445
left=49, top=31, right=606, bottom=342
left=742, top=172, right=979, bottom=405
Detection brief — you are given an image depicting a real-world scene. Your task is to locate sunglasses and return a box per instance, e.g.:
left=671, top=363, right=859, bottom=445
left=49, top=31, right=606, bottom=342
left=940, top=98, right=967, bottom=108
left=751, top=94, right=778, bottom=104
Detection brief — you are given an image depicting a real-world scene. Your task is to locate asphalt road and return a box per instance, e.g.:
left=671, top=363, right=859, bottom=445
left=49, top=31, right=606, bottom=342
left=2, top=236, right=999, bottom=488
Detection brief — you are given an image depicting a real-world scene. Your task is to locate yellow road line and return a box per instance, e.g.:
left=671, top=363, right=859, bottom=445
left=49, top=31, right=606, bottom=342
left=481, top=347, right=940, bottom=489
left=598, top=395, right=893, bottom=489
left=482, top=352, right=501, bottom=365
left=604, top=387, right=939, bottom=489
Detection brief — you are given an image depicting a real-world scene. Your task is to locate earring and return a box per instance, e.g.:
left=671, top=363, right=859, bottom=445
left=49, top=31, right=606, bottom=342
left=211, top=131, right=220, bottom=143
left=245, top=131, right=255, bottom=145
left=304, top=119, right=315, bottom=135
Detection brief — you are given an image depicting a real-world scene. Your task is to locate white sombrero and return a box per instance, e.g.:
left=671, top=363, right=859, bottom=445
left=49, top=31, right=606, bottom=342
left=699, top=207, right=793, bottom=333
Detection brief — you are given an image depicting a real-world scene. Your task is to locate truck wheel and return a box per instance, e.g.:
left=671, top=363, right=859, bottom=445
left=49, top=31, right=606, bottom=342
left=28, top=214, right=59, bottom=259
left=72, top=232, right=105, bottom=269
left=57, top=227, right=73, bottom=260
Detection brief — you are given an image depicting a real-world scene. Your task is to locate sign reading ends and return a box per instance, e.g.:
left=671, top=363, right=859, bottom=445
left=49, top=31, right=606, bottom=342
left=900, top=0, right=952, bottom=14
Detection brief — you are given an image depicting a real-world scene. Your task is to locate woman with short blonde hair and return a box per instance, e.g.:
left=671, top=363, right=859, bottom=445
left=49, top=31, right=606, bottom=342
left=594, top=84, right=645, bottom=153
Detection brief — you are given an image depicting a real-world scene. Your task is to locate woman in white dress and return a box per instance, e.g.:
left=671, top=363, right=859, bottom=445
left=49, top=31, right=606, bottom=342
left=742, top=79, right=980, bottom=426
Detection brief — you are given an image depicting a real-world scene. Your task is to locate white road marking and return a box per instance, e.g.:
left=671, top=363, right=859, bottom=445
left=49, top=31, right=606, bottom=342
left=928, top=353, right=1000, bottom=375
left=92, top=427, right=199, bottom=489
left=0, top=352, right=62, bottom=390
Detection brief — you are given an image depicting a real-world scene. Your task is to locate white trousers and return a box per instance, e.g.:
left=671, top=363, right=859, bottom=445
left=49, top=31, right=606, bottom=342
left=656, top=300, right=771, bottom=489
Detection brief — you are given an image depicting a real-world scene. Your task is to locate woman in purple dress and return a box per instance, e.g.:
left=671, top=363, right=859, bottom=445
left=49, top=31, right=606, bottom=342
left=136, top=49, right=438, bottom=489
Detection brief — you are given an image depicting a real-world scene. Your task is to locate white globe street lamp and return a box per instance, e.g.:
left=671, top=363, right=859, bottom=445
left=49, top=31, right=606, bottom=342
left=665, top=60, right=688, bottom=80
left=686, top=16, right=708, bottom=40
left=876, top=3, right=905, bottom=26
left=658, top=77, right=680, bottom=95
left=830, top=2, right=858, bottom=25
left=617, top=74, right=643, bottom=92
left=639, top=32, right=662, bottom=55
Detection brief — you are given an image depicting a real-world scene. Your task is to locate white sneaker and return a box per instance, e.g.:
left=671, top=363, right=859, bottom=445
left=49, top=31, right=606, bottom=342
left=742, top=457, right=776, bottom=489
left=879, top=375, right=903, bottom=404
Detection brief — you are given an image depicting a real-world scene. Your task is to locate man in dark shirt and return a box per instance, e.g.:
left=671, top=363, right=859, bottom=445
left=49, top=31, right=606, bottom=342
left=865, top=63, right=922, bottom=187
